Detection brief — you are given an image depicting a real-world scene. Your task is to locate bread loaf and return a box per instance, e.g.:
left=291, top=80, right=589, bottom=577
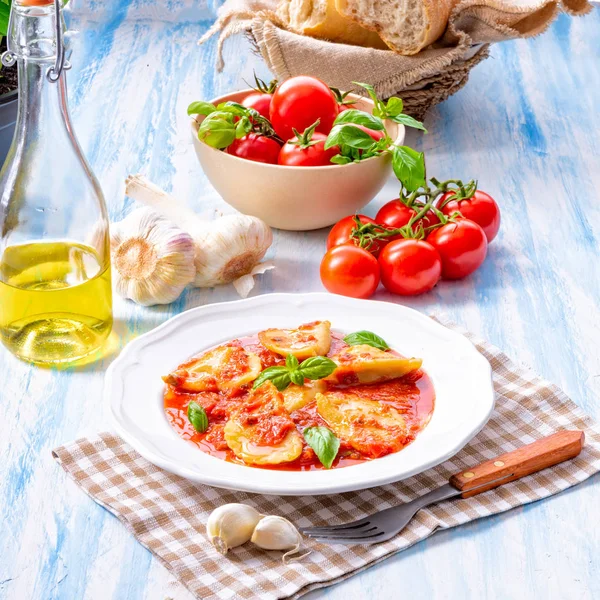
left=278, top=0, right=455, bottom=55
left=277, top=0, right=388, bottom=49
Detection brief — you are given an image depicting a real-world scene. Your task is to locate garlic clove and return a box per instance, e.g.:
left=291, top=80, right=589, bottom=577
left=250, top=515, right=310, bottom=563
left=206, top=503, right=263, bottom=555
left=233, top=261, right=275, bottom=299
left=110, top=207, right=196, bottom=306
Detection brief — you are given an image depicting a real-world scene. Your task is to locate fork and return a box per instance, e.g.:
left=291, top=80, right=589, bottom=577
left=300, top=430, right=585, bottom=544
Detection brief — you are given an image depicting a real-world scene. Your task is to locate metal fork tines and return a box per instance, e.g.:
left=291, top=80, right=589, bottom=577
left=300, top=483, right=460, bottom=544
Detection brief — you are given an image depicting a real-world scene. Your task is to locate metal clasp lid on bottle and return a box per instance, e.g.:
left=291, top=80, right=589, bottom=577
left=1, top=0, right=72, bottom=82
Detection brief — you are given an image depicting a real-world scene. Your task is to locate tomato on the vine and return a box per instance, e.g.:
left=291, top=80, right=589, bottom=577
left=241, top=93, right=273, bottom=120
left=437, top=189, right=500, bottom=243
left=378, top=239, right=442, bottom=296
left=427, top=219, right=487, bottom=280
left=320, top=245, right=380, bottom=299
left=326, top=215, right=388, bottom=256
left=376, top=200, right=439, bottom=234
left=277, top=121, right=339, bottom=167
left=270, top=76, right=339, bottom=141
left=226, top=134, right=281, bottom=164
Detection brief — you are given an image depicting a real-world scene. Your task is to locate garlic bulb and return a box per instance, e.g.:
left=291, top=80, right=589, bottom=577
left=124, top=174, right=273, bottom=293
left=110, top=208, right=196, bottom=306
left=206, top=503, right=263, bottom=555
left=251, top=515, right=308, bottom=563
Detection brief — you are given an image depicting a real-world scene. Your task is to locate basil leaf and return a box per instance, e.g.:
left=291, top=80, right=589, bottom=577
left=298, top=356, right=337, bottom=380
left=352, top=81, right=378, bottom=105
left=325, top=124, right=378, bottom=151
left=289, top=370, right=305, bottom=386
left=343, top=330, right=390, bottom=351
left=392, top=145, right=426, bottom=192
left=198, top=113, right=236, bottom=149
left=391, top=113, right=428, bottom=133
left=303, top=427, right=340, bottom=469
left=384, top=96, right=404, bottom=116
left=253, top=366, right=292, bottom=391
left=330, top=154, right=352, bottom=165
left=187, top=401, right=209, bottom=433
left=286, top=354, right=299, bottom=370
left=334, top=109, right=385, bottom=131
left=187, top=101, right=217, bottom=116
left=216, top=101, right=248, bottom=117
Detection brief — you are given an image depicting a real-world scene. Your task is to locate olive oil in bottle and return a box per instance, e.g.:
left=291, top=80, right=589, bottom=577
left=0, top=0, right=113, bottom=365
left=0, top=241, right=112, bottom=364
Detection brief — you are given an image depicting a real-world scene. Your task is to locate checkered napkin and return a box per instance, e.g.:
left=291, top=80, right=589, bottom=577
left=53, top=321, right=600, bottom=600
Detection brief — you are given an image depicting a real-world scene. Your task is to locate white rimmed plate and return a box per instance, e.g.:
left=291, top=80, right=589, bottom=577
left=107, top=293, right=494, bottom=496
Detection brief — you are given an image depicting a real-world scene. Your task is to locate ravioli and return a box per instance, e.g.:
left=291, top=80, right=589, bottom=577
left=162, top=345, right=262, bottom=392
left=258, top=321, right=331, bottom=359
left=325, top=344, right=422, bottom=385
left=316, top=390, right=408, bottom=458
left=224, top=381, right=303, bottom=465
left=281, top=380, right=325, bottom=413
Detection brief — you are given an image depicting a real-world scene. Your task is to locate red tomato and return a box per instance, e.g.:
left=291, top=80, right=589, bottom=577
left=241, top=93, right=272, bottom=120
left=437, top=189, right=501, bottom=243
left=327, top=215, right=388, bottom=256
left=378, top=239, right=442, bottom=296
left=226, top=134, right=281, bottom=164
left=320, top=245, right=380, bottom=299
left=270, top=76, right=339, bottom=141
left=278, top=132, right=339, bottom=167
left=427, top=219, right=488, bottom=280
left=376, top=200, right=440, bottom=234
left=354, top=124, right=386, bottom=142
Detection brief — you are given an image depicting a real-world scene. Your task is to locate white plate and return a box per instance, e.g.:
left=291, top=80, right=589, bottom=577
left=107, top=293, right=494, bottom=496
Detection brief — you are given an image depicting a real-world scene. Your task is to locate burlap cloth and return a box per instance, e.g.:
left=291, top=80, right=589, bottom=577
left=200, top=0, right=592, bottom=118
left=53, top=318, right=600, bottom=600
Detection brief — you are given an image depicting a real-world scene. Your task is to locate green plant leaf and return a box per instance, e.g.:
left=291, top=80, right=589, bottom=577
left=343, top=331, right=390, bottom=351
left=384, top=97, right=404, bottom=116
left=303, top=427, right=340, bottom=469
left=325, top=124, right=378, bottom=151
left=330, top=154, right=352, bottom=165
left=286, top=354, right=299, bottom=370
left=187, top=401, right=209, bottom=433
left=289, top=370, right=305, bottom=386
left=252, top=366, right=292, bottom=391
left=392, top=145, right=426, bottom=192
left=391, top=113, right=428, bottom=133
left=297, top=356, right=337, bottom=380
left=334, top=109, right=385, bottom=131
left=216, top=101, right=248, bottom=117
left=187, top=101, right=217, bottom=116
left=198, top=113, right=236, bottom=149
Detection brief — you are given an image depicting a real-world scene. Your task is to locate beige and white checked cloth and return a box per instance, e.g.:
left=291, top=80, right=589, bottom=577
left=53, top=321, right=600, bottom=600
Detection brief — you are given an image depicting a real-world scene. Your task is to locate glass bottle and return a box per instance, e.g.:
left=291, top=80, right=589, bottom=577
left=0, top=0, right=112, bottom=365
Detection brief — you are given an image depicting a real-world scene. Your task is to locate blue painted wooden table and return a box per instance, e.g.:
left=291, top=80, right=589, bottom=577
left=1, top=2, right=599, bottom=598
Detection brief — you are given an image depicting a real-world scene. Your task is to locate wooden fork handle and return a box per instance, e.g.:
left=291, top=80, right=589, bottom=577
left=449, top=430, right=585, bottom=498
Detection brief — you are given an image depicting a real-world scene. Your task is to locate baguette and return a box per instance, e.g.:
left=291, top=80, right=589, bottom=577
left=277, top=0, right=389, bottom=49
left=337, top=0, right=456, bottom=55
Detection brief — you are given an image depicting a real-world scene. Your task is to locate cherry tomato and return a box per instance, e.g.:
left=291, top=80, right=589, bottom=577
left=226, top=134, right=281, bottom=164
left=270, top=76, right=339, bottom=141
left=376, top=200, right=440, bottom=234
left=378, top=239, right=442, bottom=296
left=427, top=219, right=488, bottom=280
left=241, top=93, right=272, bottom=120
left=320, top=245, right=380, bottom=299
left=327, top=215, right=388, bottom=256
left=437, top=189, right=501, bottom=243
left=278, top=132, right=339, bottom=167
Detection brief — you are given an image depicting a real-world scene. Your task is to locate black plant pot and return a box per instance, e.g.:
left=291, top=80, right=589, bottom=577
left=0, top=88, right=17, bottom=168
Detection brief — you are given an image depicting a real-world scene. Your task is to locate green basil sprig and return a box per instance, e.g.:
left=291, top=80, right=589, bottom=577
left=391, top=145, right=426, bottom=193
left=303, top=426, right=340, bottom=469
left=253, top=354, right=337, bottom=391
left=343, top=331, right=390, bottom=351
left=187, top=401, right=209, bottom=433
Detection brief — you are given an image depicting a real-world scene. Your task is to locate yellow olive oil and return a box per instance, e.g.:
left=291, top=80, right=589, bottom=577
left=0, top=241, right=112, bottom=364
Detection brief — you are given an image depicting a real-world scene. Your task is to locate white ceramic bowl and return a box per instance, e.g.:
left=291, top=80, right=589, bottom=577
left=191, top=90, right=404, bottom=231
left=108, top=293, right=495, bottom=496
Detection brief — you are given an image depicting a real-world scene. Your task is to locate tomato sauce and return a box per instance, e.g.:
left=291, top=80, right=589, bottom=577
left=163, top=332, right=435, bottom=471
